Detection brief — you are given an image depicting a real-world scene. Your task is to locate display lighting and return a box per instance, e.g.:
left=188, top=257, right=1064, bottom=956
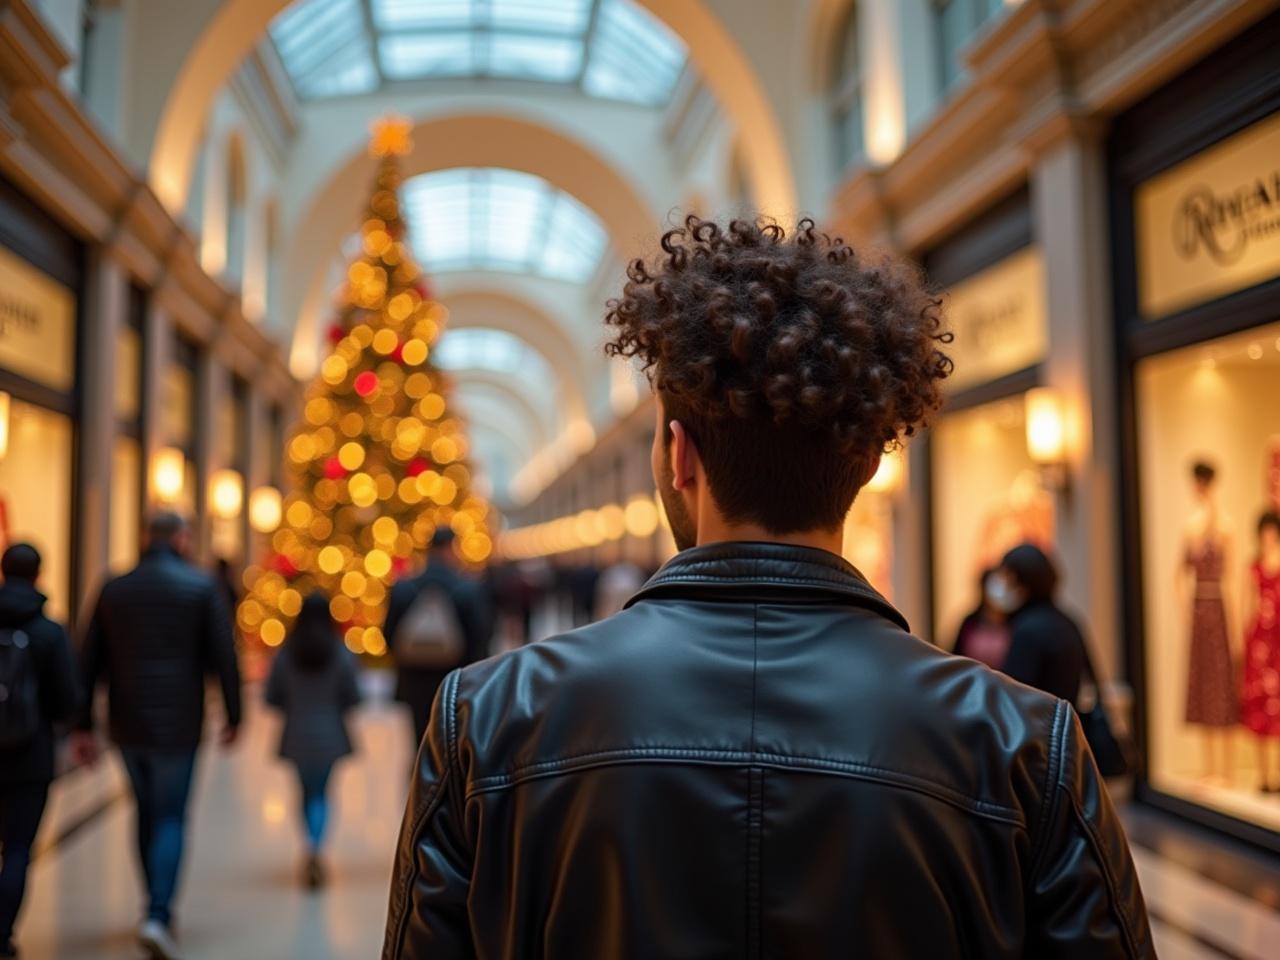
left=1025, top=388, right=1067, bottom=465
left=864, top=449, right=905, bottom=495
left=0, top=391, right=9, bottom=461
left=210, top=469, right=245, bottom=519
left=248, top=485, right=283, bottom=533
left=151, top=447, right=186, bottom=503
left=1025, top=387, right=1070, bottom=492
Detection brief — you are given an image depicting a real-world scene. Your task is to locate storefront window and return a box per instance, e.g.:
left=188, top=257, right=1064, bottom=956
left=110, top=436, right=141, bottom=572
left=1136, top=320, right=1280, bottom=831
left=843, top=491, right=893, bottom=601
left=0, top=399, right=73, bottom=620
left=932, top=397, right=1054, bottom=648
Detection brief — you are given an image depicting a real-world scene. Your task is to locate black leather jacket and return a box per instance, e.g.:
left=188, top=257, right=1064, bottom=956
left=384, top=543, right=1152, bottom=959
left=78, top=546, right=241, bottom=750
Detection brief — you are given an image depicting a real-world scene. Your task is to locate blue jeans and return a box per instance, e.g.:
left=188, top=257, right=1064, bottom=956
left=295, top=762, right=333, bottom=852
left=119, top=748, right=197, bottom=925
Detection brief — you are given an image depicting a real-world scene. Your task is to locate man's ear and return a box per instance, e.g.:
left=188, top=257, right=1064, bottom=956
left=669, top=420, right=698, bottom=490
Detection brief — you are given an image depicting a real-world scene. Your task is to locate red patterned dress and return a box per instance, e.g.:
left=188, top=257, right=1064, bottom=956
left=1242, top=561, right=1280, bottom=737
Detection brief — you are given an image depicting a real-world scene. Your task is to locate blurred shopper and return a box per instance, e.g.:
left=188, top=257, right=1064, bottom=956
left=383, top=217, right=1151, bottom=958
left=993, top=545, right=1087, bottom=706
left=265, top=592, right=360, bottom=888
left=384, top=528, right=488, bottom=749
left=0, top=544, right=78, bottom=960
left=73, top=511, right=241, bottom=960
left=593, top=559, right=646, bottom=621
left=951, top=567, right=1012, bottom=668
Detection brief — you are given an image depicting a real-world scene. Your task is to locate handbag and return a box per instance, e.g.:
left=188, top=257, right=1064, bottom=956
left=1078, top=642, right=1133, bottom=778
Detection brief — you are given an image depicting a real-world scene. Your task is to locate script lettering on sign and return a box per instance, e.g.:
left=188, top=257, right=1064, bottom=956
left=0, top=248, right=75, bottom=391
left=942, top=247, right=1047, bottom=393
left=1138, top=112, right=1280, bottom=318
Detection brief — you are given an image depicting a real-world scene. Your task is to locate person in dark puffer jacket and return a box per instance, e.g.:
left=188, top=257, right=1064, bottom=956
left=0, top=544, right=78, bottom=960
left=73, top=512, right=241, bottom=960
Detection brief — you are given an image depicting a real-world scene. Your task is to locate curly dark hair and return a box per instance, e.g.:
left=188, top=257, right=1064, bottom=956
left=605, top=216, right=951, bottom=533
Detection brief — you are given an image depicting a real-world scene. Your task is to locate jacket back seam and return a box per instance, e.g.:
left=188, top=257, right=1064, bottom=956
left=464, top=749, right=1025, bottom=826
left=386, top=776, right=446, bottom=956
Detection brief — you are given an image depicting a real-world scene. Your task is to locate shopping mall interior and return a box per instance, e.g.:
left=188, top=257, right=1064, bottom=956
left=2, top=0, right=1280, bottom=956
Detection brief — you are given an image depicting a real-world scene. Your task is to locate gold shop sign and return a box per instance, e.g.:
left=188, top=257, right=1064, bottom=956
left=0, top=247, right=75, bottom=392
left=1137, top=111, right=1280, bottom=319
left=943, top=246, right=1046, bottom=393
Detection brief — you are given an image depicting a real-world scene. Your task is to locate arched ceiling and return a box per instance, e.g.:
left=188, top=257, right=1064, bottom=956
left=145, top=0, right=797, bottom=220
left=284, top=113, right=655, bottom=384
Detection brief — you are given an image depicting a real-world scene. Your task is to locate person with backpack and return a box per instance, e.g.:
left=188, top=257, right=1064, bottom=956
left=383, top=528, right=489, bottom=749
left=0, top=543, right=78, bottom=960
left=265, top=592, right=360, bottom=889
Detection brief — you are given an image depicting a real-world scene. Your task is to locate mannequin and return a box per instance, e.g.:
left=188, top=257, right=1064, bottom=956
left=1175, top=460, right=1238, bottom=784
left=975, top=469, right=1055, bottom=573
left=1241, top=511, right=1280, bottom=792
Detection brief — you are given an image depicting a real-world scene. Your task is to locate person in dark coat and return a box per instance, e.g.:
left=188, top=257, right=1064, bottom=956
left=0, top=544, right=78, bottom=960
left=72, top=511, right=241, bottom=960
left=994, top=544, right=1088, bottom=707
left=384, top=529, right=489, bottom=749
left=265, top=591, right=360, bottom=888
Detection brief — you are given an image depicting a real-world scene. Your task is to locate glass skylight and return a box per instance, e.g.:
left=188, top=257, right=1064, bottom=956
left=401, top=168, right=608, bottom=283
left=433, top=329, right=556, bottom=388
left=269, top=0, right=686, bottom=105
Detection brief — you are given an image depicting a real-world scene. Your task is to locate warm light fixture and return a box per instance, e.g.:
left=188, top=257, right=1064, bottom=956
left=0, top=391, right=9, bottom=461
left=1025, top=388, right=1067, bottom=465
left=1025, top=387, right=1070, bottom=492
left=151, top=447, right=185, bottom=503
left=865, top=449, right=905, bottom=495
left=210, top=469, right=244, bottom=519
left=248, top=485, right=283, bottom=533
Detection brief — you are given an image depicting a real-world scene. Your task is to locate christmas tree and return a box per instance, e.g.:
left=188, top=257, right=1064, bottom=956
left=238, top=117, right=493, bottom=658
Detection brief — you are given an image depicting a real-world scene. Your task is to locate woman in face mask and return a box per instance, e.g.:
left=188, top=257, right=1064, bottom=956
left=952, top=569, right=1013, bottom=669
left=993, top=544, right=1088, bottom=707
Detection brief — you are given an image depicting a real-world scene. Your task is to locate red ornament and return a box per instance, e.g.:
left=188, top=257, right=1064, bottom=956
left=391, top=341, right=405, bottom=363
left=392, top=555, right=410, bottom=578
left=326, top=323, right=345, bottom=345
left=353, top=371, right=378, bottom=397
left=406, top=457, right=429, bottom=477
left=415, top=280, right=433, bottom=300
left=324, top=456, right=347, bottom=479
left=269, top=552, right=298, bottom=578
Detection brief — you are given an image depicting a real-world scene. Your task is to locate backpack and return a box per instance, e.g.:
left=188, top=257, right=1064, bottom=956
left=393, top=582, right=466, bottom=670
left=0, top=627, right=40, bottom=749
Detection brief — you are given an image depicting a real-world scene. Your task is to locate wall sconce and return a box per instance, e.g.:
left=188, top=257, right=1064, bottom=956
left=248, top=485, right=283, bottom=533
left=1025, top=387, right=1069, bottom=490
left=151, top=447, right=186, bottom=503
left=0, top=392, right=9, bottom=461
left=210, top=469, right=244, bottom=519
left=865, top=449, right=905, bottom=495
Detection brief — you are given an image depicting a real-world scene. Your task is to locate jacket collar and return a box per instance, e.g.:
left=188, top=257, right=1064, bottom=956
left=626, top=541, right=909, bottom=632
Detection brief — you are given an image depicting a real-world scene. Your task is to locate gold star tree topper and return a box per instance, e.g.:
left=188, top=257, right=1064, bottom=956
left=369, top=115, right=413, bottom=157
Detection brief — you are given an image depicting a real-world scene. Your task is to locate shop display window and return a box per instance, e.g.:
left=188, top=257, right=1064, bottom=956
left=843, top=490, right=893, bottom=602
left=931, top=396, right=1055, bottom=648
left=0, top=399, right=73, bottom=620
left=110, top=436, right=141, bottom=573
left=1136, top=320, right=1280, bottom=830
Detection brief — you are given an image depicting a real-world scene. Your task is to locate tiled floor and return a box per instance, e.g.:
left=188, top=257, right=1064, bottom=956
left=12, top=678, right=1280, bottom=959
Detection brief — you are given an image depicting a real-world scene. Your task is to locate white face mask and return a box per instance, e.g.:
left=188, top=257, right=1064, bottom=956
left=984, top=576, right=1021, bottom=614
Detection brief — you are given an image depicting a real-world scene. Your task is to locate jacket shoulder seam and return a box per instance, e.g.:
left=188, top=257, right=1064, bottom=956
left=1062, top=782, right=1144, bottom=959
left=463, top=746, right=1025, bottom=826
left=1030, top=699, right=1067, bottom=872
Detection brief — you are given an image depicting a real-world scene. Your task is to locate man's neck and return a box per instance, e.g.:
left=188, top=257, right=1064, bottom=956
left=695, top=518, right=844, bottom=558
